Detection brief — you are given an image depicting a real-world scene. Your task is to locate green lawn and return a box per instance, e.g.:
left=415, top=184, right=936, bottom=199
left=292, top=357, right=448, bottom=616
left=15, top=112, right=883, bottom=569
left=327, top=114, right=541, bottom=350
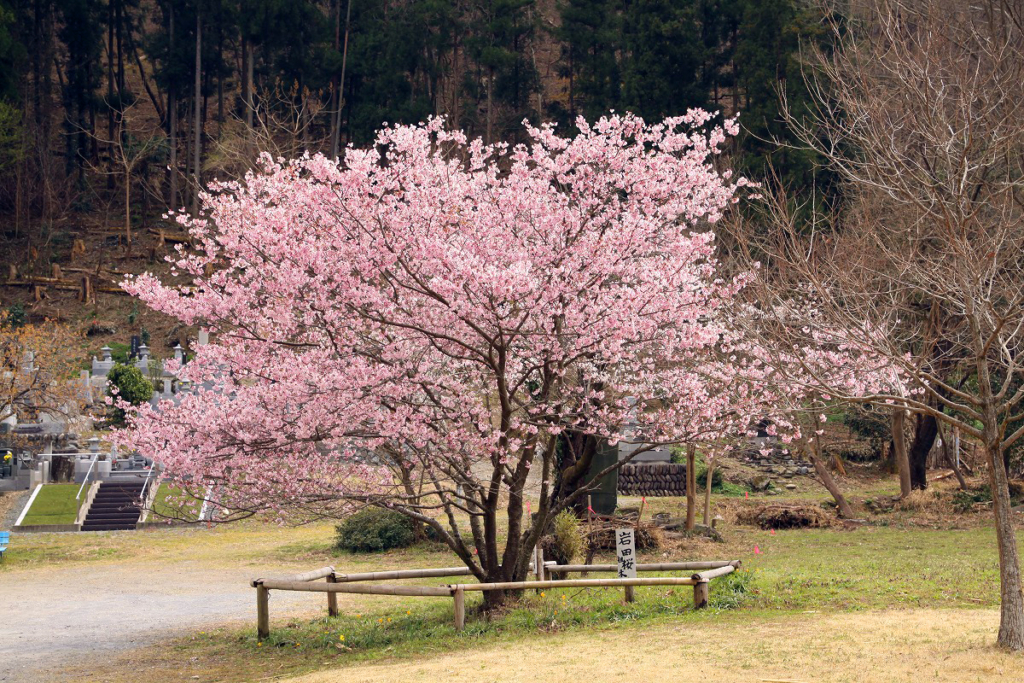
left=20, top=484, right=84, bottom=525
left=240, top=524, right=1004, bottom=662
left=4, top=505, right=1013, bottom=681
left=149, top=484, right=204, bottom=522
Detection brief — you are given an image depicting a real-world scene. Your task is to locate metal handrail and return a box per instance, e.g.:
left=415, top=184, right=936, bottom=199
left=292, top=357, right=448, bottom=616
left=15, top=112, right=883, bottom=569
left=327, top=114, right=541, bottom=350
left=76, top=455, right=98, bottom=500
left=139, top=466, right=154, bottom=506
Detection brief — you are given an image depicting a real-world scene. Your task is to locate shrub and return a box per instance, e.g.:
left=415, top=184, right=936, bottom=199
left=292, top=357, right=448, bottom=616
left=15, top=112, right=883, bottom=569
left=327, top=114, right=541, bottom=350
left=3, top=303, right=25, bottom=328
left=335, top=508, right=417, bottom=553
left=548, top=509, right=589, bottom=565
left=107, top=363, right=153, bottom=425
left=952, top=486, right=992, bottom=513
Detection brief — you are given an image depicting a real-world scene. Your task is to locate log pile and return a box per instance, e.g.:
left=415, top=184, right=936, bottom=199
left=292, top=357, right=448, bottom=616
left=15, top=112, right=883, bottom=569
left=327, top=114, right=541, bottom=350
left=617, top=462, right=687, bottom=497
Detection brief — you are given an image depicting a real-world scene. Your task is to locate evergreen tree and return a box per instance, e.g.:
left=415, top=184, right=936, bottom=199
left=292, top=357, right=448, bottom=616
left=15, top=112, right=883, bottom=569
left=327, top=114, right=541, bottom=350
left=344, top=0, right=453, bottom=145
left=0, top=0, right=24, bottom=102
left=556, top=0, right=621, bottom=122
left=620, top=0, right=705, bottom=118
left=56, top=0, right=103, bottom=181
left=464, top=0, right=537, bottom=143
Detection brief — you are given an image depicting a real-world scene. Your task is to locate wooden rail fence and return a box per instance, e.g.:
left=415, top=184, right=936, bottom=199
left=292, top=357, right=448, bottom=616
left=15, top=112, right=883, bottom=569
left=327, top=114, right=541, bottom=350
left=250, top=555, right=741, bottom=640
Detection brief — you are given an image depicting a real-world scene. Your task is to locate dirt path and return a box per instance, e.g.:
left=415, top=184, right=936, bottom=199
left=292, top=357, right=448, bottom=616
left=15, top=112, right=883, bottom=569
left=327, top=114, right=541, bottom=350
left=1, top=557, right=320, bottom=683
left=287, top=608, right=1020, bottom=683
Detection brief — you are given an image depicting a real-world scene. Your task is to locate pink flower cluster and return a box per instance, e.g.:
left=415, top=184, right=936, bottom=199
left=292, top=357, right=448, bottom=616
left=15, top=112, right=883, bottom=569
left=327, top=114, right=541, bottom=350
left=115, top=113, right=847, bottom=519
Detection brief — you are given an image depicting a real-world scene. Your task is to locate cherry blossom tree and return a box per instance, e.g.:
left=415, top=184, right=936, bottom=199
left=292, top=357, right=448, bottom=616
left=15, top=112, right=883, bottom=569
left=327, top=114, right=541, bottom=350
left=120, top=112, right=779, bottom=605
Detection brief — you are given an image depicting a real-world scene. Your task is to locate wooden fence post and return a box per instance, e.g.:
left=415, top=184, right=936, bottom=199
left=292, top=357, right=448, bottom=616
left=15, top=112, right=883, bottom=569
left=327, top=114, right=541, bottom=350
left=453, top=587, right=465, bottom=632
left=693, top=580, right=709, bottom=609
left=326, top=573, right=339, bottom=617
left=256, top=585, right=270, bottom=640
left=535, top=547, right=545, bottom=594
left=624, top=585, right=635, bottom=603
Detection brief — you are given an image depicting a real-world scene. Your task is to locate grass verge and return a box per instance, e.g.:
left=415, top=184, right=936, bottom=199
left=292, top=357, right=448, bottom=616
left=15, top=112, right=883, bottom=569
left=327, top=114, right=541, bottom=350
left=19, top=484, right=83, bottom=525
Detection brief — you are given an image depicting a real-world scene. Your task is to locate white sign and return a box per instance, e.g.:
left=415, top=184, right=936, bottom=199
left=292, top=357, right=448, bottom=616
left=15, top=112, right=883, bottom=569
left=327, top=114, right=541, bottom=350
left=616, top=527, right=637, bottom=579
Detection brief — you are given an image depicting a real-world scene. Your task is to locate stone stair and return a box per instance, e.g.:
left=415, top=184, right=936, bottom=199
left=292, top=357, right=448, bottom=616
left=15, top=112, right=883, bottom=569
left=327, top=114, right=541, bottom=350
left=81, top=482, right=144, bottom=531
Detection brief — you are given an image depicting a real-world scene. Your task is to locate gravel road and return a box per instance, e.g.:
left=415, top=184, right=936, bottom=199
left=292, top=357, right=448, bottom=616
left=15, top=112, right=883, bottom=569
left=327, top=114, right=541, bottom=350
left=1, top=550, right=319, bottom=682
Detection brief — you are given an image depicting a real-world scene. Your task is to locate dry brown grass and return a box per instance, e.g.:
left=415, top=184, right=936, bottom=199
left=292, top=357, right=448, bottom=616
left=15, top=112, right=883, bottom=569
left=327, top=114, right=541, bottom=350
left=736, top=503, right=834, bottom=530
left=285, top=609, right=1021, bottom=683
left=893, top=487, right=947, bottom=512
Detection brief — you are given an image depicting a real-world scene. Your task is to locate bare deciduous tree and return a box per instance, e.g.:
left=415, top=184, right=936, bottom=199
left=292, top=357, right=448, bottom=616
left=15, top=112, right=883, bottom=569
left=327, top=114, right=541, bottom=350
left=741, top=0, right=1024, bottom=649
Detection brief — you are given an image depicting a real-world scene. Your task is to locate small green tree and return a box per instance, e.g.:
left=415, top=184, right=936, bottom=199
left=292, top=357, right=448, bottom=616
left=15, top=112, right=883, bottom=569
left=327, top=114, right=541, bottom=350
left=107, top=363, right=153, bottom=425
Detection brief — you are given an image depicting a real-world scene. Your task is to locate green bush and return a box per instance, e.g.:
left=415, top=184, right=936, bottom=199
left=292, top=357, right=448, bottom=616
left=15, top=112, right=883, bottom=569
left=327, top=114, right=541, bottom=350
left=335, top=508, right=417, bottom=553
left=549, top=509, right=589, bottom=565
left=107, top=363, right=153, bottom=425
left=3, top=303, right=25, bottom=328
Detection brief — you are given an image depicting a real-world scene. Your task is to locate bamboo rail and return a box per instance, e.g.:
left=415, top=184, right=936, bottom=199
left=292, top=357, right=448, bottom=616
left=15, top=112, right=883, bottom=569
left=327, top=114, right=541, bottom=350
left=251, top=558, right=741, bottom=639
left=549, top=561, right=732, bottom=575
left=331, top=566, right=476, bottom=582
left=255, top=580, right=454, bottom=596
left=452, top=577, right=698, bottom=592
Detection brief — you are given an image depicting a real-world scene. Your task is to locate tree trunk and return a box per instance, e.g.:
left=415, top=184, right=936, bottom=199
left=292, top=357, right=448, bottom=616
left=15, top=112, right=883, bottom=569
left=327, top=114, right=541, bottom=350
left=909, top=413, right=937, bottom=490
left=986, top=437, right=1024, bottom=650
left=192, top=10, right=202, bottom=217
left=703, top=458, right=714, bottom=524
left=245, top=43, right=254, bottom=134
left=486, top=67, right=494, bottom=145
left=810, top=430, right=854, bottom=518
left=107, top=0, right=115, bottom=191
left=809, top=453, right=855, bottom=518
left=167, top=5, right=177, bottom=209
left=124, top=163, right=131, bottom=249
left=944, top=439, right=969, bottom=491
left=685, top=444, right=696, bottom=531
left=891, top=409, right=912, bottom=498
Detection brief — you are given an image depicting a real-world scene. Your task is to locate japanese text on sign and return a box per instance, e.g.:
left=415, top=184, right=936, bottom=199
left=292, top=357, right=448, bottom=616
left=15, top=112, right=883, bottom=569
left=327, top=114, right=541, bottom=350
left=616, top=528, right=637, bottom=579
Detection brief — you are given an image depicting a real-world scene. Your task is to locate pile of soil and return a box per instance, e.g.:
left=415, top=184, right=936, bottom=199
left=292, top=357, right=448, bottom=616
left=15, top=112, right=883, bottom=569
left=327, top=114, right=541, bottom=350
left=736, top=503, right=833, bottom=530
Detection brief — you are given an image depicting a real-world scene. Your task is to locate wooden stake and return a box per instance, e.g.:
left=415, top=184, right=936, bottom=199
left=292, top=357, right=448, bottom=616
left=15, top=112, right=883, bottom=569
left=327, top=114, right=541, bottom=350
left=80, top=275, right=93, bottom=303
left=256, top=585, right=270, bottom=640
left=686, top=444, right=696, bottom=532
left=624, top=585, right=635, bottom=603
left=693, top=581, right=709, bottom=609
left=453, top=587, right=466, bottom=632
left=326, top=573, right=339, bottom=617
left=534, top=546, right=545, bottom=593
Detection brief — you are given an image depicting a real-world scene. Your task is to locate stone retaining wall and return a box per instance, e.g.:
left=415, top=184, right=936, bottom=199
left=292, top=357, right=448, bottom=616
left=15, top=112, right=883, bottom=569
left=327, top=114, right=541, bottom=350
left=617, top=462, right=687, bottom=496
